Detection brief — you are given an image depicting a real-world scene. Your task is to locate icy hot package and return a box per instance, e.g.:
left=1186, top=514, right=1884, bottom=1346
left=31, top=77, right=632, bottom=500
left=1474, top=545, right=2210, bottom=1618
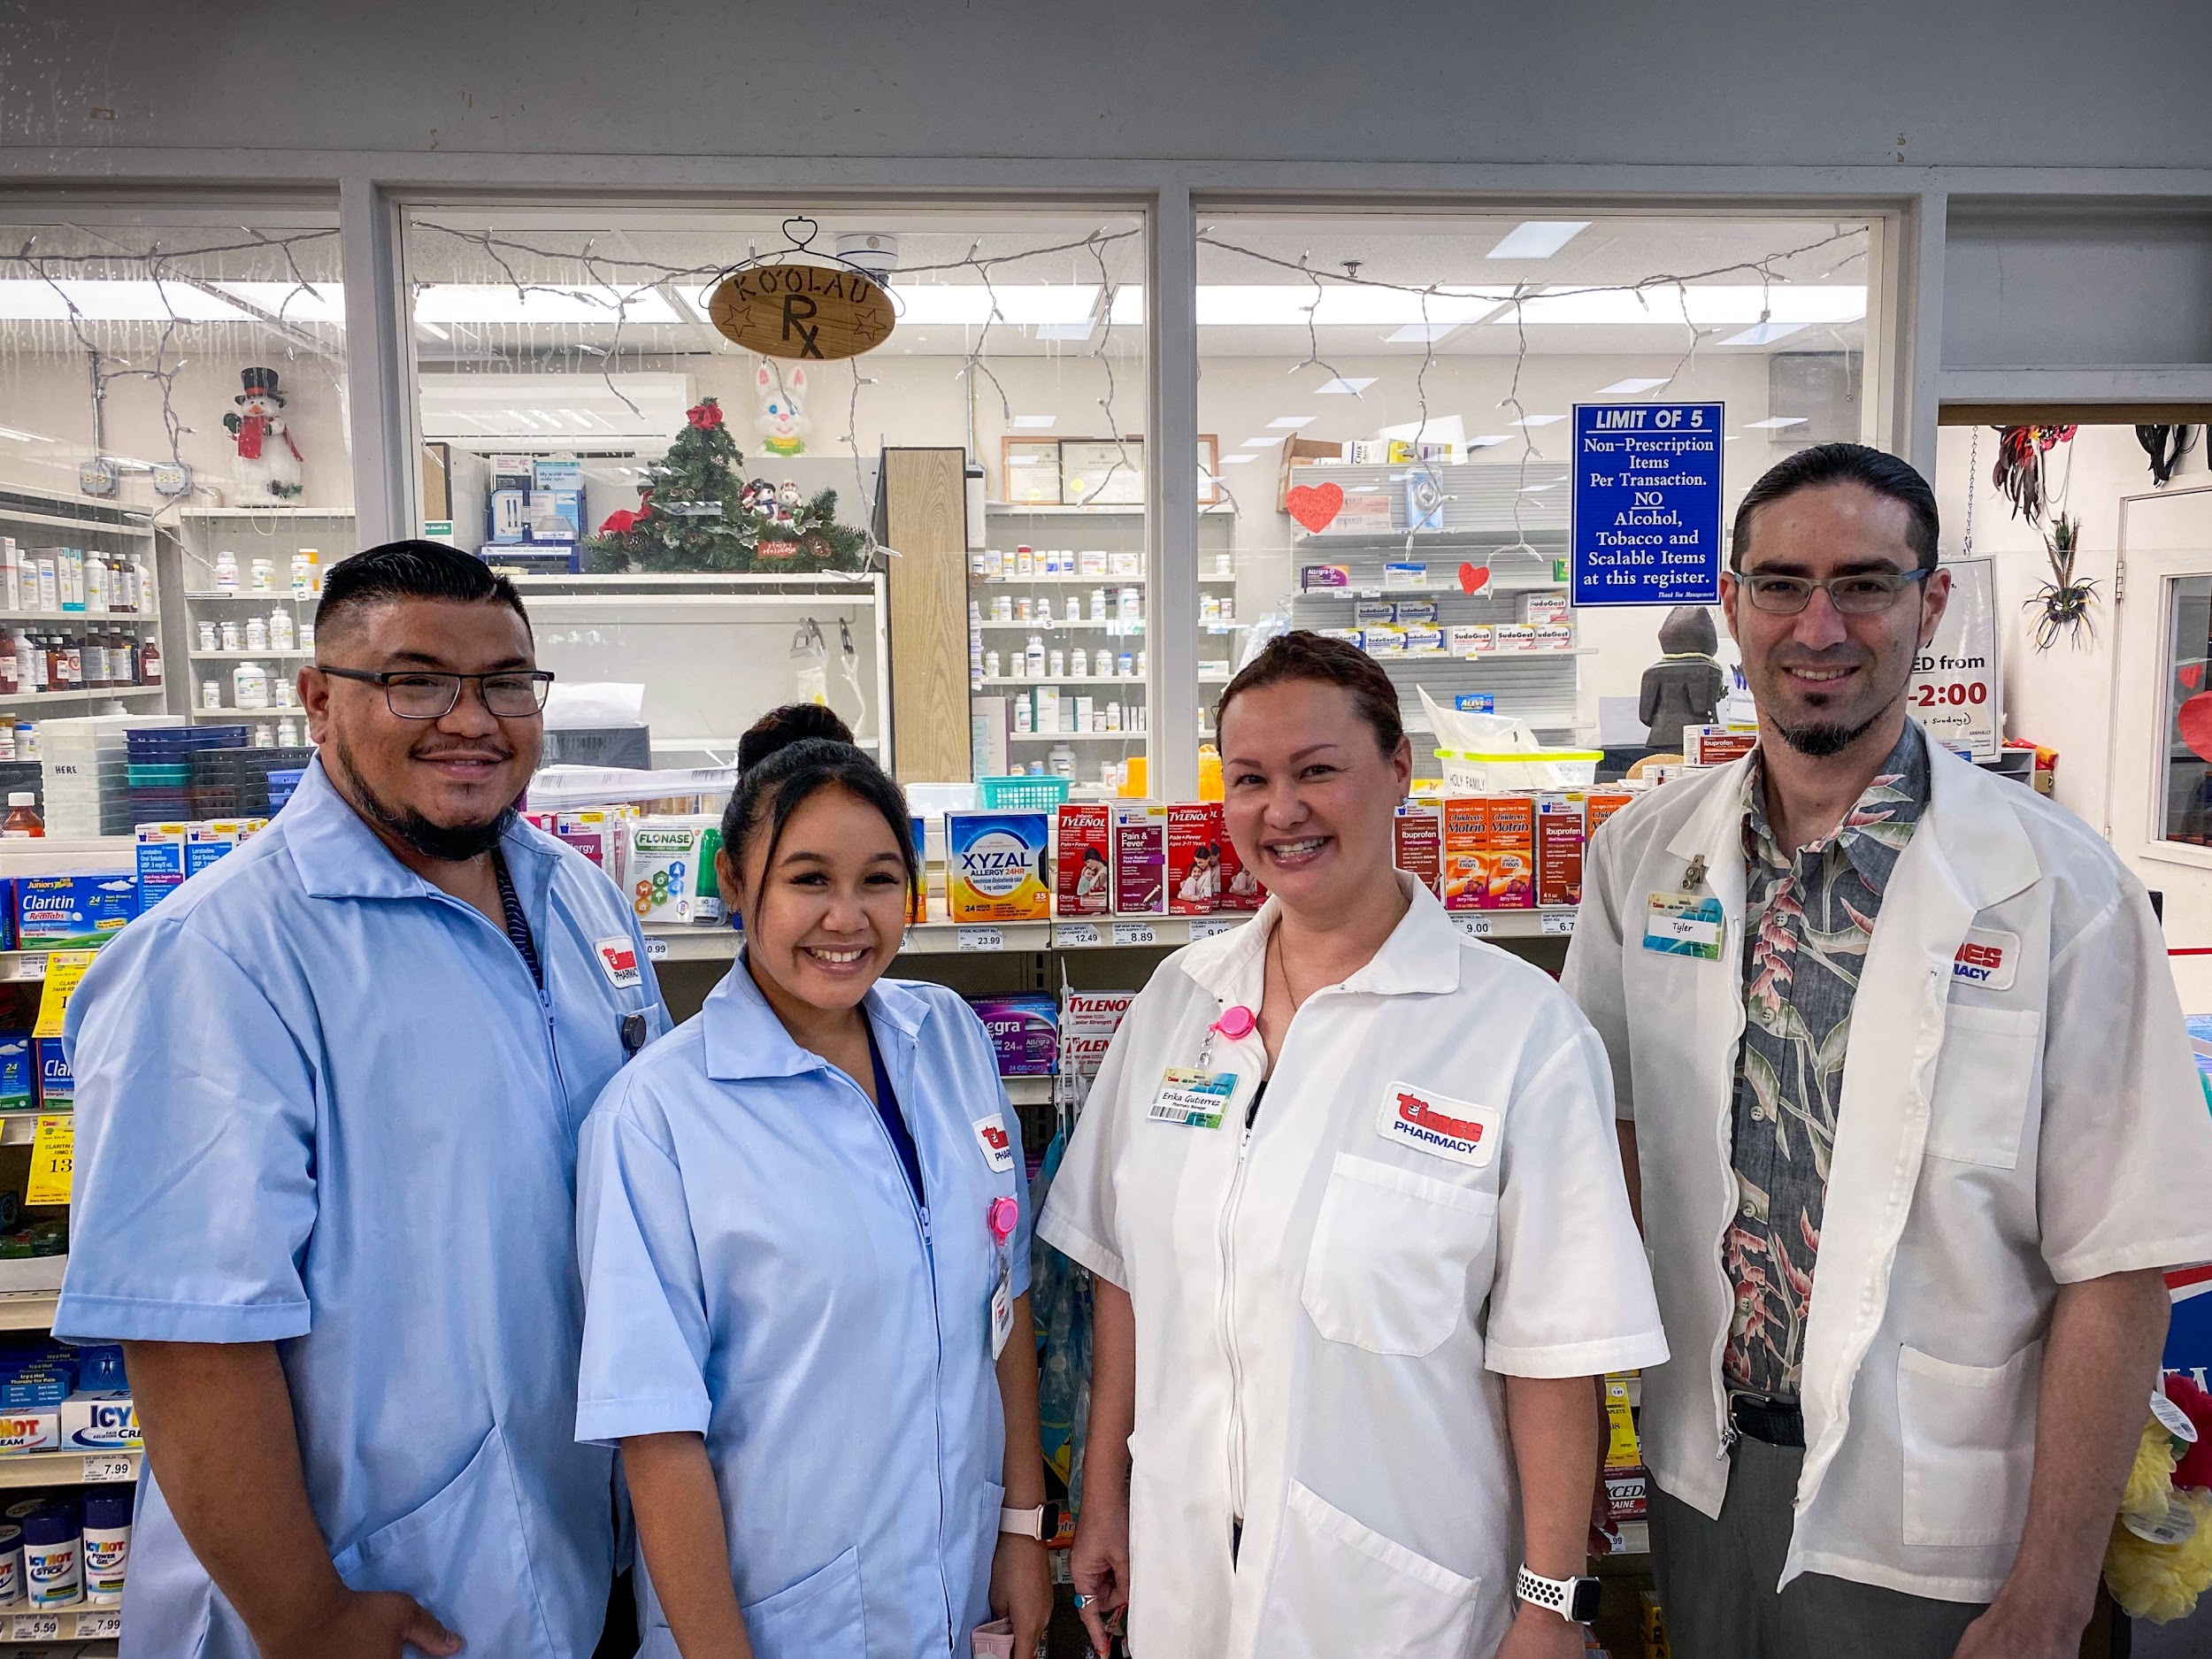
left=17, top=874, right=137, bottom=949
left=946, top=811, right=1051, bottom=923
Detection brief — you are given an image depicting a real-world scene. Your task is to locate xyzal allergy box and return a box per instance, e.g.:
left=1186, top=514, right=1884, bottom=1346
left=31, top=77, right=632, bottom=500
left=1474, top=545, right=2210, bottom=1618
left=17, top=874, right=136, bottom=949
left=946, top=812, right=1051, bottom=924
left=1056, top=803, right=1112, bottom=916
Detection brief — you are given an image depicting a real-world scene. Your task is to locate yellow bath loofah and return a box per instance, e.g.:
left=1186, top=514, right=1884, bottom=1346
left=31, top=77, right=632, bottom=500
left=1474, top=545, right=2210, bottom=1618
left=2105, top=1490, right=2212, bottom=1624
left=2120, top=1419, right=2182, bottom=1525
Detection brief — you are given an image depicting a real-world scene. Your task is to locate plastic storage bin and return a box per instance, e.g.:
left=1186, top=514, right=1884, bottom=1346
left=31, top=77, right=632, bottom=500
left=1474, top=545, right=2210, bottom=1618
left=978, top=774, right=1071, bottom=810
left=1436, top=749, right=1602, bottom=794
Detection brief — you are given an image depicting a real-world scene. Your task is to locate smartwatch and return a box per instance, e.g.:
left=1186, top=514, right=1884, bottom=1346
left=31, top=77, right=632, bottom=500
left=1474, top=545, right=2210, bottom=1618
left=999, top=1500, right=1063, bottom=1542
left=1515, top=1563, right=1602, bottom=1624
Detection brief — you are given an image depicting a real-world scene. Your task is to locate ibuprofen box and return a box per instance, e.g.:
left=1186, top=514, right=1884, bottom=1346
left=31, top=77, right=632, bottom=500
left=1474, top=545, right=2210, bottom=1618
left=968, top=993, right=1058, bottom=1077
left=1112, top=805, right=1167, bottom=915
left=1536, top=793, right=1586, bottom=909
left=946, top=811, right=1051, bottom=924
left=1685, top=726, right=1758, bottom=767
left=17, top=874, right=136, bottom=949
left=1166, top=803, right=1224, bottom=916
left=1394, top=804, right=1441, bottom=897
left=1056, top=803, right=1112, bottom=916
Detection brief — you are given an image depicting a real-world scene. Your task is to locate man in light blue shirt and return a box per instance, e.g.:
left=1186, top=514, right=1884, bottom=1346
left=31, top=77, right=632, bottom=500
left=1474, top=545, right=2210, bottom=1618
left=56, top=541, right=668, bottom=1659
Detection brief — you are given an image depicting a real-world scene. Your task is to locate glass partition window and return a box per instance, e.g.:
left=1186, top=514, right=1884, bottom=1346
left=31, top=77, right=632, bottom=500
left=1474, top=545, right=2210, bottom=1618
left=2162, top=575, right=2212, bottom=847
left=0, top=212, right=349, bottom=754
left=401, top=208, right=1146, bottom=786
left=1193, top=213, right=1877, bottom=774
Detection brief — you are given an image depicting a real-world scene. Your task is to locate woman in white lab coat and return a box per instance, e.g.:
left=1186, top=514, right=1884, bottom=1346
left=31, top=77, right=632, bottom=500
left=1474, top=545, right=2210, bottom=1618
left=1040, top=632, right=1667, bottom=1659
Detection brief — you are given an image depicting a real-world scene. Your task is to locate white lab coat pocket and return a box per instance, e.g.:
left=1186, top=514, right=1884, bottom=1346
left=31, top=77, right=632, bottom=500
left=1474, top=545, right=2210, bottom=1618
left=331, top=1424, right=557, bottom=1655
left=1925, top=1005, right=2040, bottom=1169
left=1253, top=1481, right=1481, bottom=1658
left=1897, top=1340, right=2042, bottom=1548
left=1302, top=1154, right=1497, bottom=1356
left=741, top=1545, right=867, bottom=1659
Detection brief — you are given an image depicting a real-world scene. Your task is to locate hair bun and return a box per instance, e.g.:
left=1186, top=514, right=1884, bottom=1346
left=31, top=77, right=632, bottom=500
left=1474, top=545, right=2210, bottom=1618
left=739, top=703, right=855, bottom=771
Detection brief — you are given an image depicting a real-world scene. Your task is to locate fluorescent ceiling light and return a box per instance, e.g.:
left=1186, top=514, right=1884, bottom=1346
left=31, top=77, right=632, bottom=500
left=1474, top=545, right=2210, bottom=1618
left=1218, top=453, right=1257, bottom=465
left=1504, top=284, right=1866, bottom=327
left=0, top=426, right=55, bottom=443
left=416, top=321, right=450, bottom=341
left=1315, top=377, right=1377, bottom=395
left=1033, top=321, right=1095, bottom=341
left=1466, top=434, right=1511, bottom=448
left=1596, top=378, right=1669, bottom=396
left=415, top=284, right=680, bottom=326
left=0, top=279, right=252, bottom=321
left=1268, top=415, right=1316, bottom=429
left=1197, top=285, right=1508, bottom=327
left=1109, top=288, right=1145, bottom=326
left=1487, top=221, right=1591, bottom=259
left=1386, top=323, right=1463, bottom=344
left=1744, top=416, right=1810, bottom=429
left=1719, top=321, right=1811, bottom=347
left=881, top=284, right=1102, bottom=326
left=1012, top=414, right=1057, bottom=429
left=1510, top=413, right=1565, bottom=426
left=1240, top=435, right=1285, bottom=448
left=211, top=281, right=348, bottom=324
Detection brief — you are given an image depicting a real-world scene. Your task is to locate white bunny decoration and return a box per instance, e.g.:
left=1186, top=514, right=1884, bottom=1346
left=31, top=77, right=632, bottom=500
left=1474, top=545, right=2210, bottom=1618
left=757, top=362, right=810, bottom=458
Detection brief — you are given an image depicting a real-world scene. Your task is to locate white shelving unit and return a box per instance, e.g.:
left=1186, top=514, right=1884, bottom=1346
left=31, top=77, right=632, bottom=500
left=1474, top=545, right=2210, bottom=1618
left=0, top=488, right=169, bottom=721
left=168, top=509, right=350, bottom=749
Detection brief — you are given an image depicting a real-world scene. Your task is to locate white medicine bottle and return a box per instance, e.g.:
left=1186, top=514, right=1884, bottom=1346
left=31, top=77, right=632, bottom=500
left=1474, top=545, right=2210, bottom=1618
left=233, top=661, right=271, bottom=710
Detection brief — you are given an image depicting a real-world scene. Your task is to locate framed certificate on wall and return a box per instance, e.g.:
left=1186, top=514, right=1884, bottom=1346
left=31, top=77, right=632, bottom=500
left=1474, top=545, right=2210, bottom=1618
left=1001, top=436, right=1063, bottom=504
left=1059, top=438, right=1145, bottom=507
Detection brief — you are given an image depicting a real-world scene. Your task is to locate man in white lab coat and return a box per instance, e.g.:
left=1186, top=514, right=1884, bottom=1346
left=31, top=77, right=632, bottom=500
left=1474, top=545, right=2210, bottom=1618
left=1565, top=442, right=2212, bottom=1658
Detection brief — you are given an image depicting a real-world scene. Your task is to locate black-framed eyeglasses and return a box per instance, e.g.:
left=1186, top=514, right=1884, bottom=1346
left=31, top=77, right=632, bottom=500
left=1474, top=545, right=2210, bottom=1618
left=315, top=665, right=555, bottom=719
left=1734, top=567, right=1933, bottom=616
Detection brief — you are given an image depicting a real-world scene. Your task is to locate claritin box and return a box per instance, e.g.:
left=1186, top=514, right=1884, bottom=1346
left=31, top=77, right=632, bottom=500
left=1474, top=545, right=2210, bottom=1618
left=17, top=874, right=136, bottom=949
left=947, top=811, right=1051, bottom=924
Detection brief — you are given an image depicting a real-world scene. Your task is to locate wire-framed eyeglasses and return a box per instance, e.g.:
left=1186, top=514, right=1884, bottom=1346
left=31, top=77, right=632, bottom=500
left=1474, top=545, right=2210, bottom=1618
left=316, top=665, right=555, bottom=719
left=1734, top=567, right=1933, bottom=616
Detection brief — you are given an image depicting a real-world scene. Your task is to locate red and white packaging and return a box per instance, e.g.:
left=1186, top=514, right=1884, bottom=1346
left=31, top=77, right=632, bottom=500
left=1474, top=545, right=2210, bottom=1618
left=1535, top=793, right=1586, bottom=909
left=1056, top=803, right=1112, bottom=916
left=1061, top=989, right=1135, bottom=1079
left=1215, top=829, right=1263, bottom=911
left=1112, top=805, right=1167, bottom=915
left=1394, top=803, right=1441, bottom=897
left=1166, top=802, right=1225, bottom=916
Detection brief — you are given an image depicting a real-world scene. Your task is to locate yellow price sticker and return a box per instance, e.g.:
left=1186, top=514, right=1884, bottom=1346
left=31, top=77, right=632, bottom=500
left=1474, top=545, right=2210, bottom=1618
left=33, top=949, right=97, bottom=1039
left=24, top=1114, right=73, bottom=1207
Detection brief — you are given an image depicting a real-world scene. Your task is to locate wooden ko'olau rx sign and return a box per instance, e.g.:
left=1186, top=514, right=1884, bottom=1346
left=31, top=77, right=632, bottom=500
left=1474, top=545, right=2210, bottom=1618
left=708, top=261, right=895, bottom=360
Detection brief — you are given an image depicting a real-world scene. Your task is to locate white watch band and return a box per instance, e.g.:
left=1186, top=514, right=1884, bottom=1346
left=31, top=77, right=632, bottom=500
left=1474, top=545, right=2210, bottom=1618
left=1515, top=1563, right=1594, bottom=1623
left=999, top=1504, right=1048, bottom=1540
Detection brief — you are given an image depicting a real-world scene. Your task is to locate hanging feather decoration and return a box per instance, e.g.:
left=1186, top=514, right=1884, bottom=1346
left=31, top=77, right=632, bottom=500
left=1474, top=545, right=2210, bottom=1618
left=2137, top=425, right=2198, bottom=488
left=1992, top=424, right=2076, bottom=525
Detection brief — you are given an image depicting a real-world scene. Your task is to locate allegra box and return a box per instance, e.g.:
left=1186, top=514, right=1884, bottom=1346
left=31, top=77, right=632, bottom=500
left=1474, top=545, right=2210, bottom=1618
left=17, top=873, right=136, bottom=948
left=1112, top=805, right=1168, bottom=915
left=1167, top=803, right=1224, bottom=916
left=1056, top=803, right=1113, bottom=916
left=946, top=811, right=1051, bottom=924
left=968, top=993, right=1058, bottom=1077
left=1394, top=803, right=1441, bottom=897
left=1536, top=793, right=1586, bottom=910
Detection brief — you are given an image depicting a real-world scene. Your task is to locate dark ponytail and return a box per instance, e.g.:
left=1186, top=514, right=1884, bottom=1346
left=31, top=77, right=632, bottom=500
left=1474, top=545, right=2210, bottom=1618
left=721, top=704, right=918, bottom=917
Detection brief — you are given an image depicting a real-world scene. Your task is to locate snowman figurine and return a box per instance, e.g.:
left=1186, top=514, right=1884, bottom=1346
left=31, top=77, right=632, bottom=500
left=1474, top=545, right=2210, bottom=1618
left=223, top=366, right=304, bottom=502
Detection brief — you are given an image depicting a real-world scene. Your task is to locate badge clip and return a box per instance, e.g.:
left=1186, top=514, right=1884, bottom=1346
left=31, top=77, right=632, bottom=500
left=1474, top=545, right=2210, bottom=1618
left=1682, top=854, right=1708, bottom=890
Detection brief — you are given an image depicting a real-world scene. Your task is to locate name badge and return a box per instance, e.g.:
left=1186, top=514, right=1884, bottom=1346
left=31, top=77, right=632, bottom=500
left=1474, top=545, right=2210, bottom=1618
left=1643, top=891, right=1724, bottom=960
left=1952, top=927, right=2020, bottom=992
left=990, top=1249, right=1014, bottom=1360
left=1378, top=1080, right=1500, bottom=1168
left=595, top=936, right=643, bottom=988
left=1149, top=1067, right=1237, bottom=1129
left=972, top=1113, right=1016, bottom=1173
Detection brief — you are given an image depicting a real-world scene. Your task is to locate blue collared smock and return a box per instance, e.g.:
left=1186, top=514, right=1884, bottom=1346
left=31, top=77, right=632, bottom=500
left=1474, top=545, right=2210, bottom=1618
left=53, top=758, right=670, bottom=1659
left=575, top=964, right=1032, bottom=1659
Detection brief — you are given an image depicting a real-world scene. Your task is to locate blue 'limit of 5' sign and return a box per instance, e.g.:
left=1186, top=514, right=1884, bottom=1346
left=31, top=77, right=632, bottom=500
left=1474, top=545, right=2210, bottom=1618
left=1571, top=403, right=1724, bottom=607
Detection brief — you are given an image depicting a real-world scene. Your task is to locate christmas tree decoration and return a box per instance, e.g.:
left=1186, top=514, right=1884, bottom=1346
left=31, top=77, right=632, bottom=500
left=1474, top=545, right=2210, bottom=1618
left=223, top=366, right=305, bottom=502
left=587, top=395, right=869, bottom=575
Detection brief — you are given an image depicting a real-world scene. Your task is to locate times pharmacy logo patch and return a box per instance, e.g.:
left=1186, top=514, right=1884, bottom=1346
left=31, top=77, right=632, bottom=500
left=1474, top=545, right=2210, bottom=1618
left=1377, top=1081, right=1499, bottom=1169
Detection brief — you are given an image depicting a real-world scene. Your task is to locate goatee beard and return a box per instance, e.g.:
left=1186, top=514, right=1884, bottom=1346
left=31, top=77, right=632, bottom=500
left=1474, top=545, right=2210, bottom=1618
left=1772, top=710, right=1883, bottom=758
left=326, top=747, right=516, bottom=862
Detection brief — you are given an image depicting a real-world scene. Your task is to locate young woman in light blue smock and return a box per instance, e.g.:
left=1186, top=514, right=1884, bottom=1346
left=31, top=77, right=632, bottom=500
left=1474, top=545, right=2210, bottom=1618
left=574, top=705, right=1054, bottom=1659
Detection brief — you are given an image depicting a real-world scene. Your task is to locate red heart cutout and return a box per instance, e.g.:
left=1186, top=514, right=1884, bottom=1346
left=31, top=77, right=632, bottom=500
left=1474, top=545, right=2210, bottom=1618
left=1458, top=562, right=1491, bottom=594
left=2184, top=663, right=2205, bottom=691
left=2182, top=692, right=2212, bottom=762
left=1286, top=481, right=1345, bottom=534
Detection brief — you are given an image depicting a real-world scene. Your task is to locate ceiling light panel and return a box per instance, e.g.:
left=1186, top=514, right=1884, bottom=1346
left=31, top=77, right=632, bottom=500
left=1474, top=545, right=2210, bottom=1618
left=1268, top=416, right=1317, bottom=429
left=1595, top=378, right=1670, bottom=396
left=0, top=280, right=253, bottom=322
left=1315, top=377, right=1378, bottom=395
left=1487, top=221, right=1592, bottom=259
left=211, top=282, right=349, bottom=324
left=1744, top=416, right=1810, bottom=429
left=414, top=285, right=680, bottom=326
left=1718, top=321, right=1811, bottom=347
left=1503, top=285, right=1866, bottom=327
left=1012, top=414, right=1058, bottom=429
left=1510, top=414, right=1566, bottom=426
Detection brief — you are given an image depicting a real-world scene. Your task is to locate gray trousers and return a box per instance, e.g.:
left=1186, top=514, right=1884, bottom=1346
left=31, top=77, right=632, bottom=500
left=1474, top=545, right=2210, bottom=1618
left=1648, top=1438, right=1986, bottom=1659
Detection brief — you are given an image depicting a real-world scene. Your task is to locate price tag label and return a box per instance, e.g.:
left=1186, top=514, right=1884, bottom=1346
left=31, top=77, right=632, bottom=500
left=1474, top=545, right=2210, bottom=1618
left=641, top=937, right=670, bottom=961
left=81, top=1452, right=134, bottom=1482
left=78, top=1609, right=122, bottom=1637
left=26, top=1116, right=73, bottom=1208
left=1111, top=921, right=1158, bottom=947
left=1452, top=914, right=1493, bottom=939
left=10, top=1613, right=59, bottom=1640
left=10, top=954, right=44, bottom=982
left=957, top=927, right=1003, bottom=953
left=1054, top=922, right=1102, bottom=948
left=1189, top=918, right=1236, bottom=941
left=1541, top=911, right=1578, bottom=936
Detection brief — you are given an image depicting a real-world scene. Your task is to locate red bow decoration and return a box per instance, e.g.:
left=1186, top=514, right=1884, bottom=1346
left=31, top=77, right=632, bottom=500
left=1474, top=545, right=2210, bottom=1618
left=687, top=400, right=725, bottom=431
left=598, top=502, right=653, bottom=536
